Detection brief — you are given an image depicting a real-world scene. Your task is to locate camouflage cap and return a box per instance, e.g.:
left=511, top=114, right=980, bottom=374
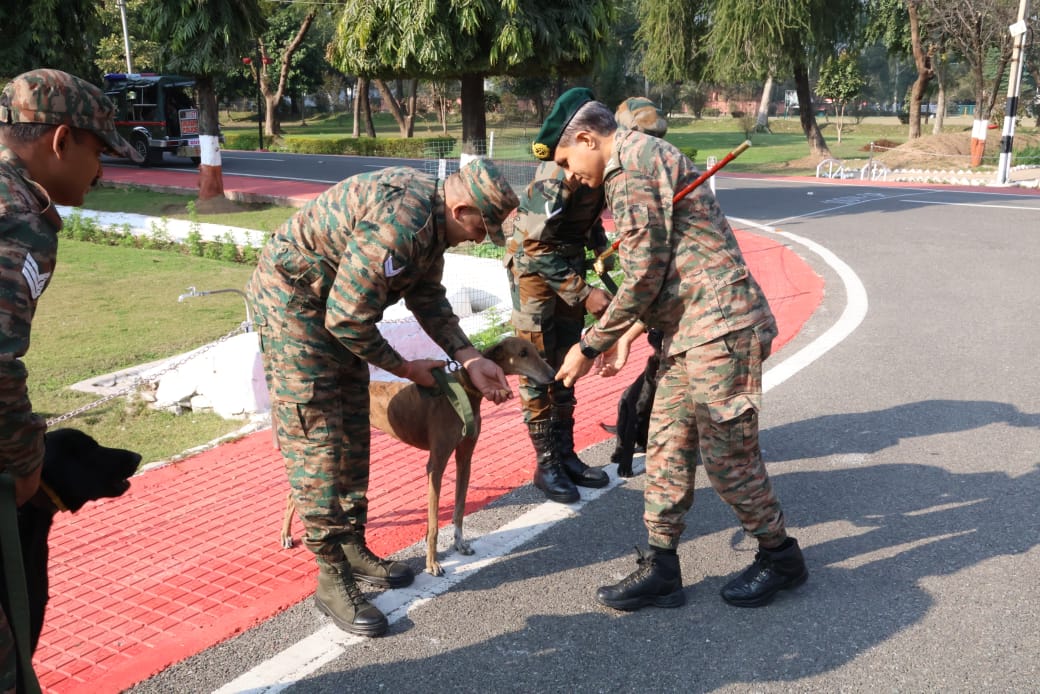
left=454, top=157, right=519, bottom=246
left=1, top=68, right=142, bottom=162
left=615, top=97, right=668, bottom=137
left=532, top=87, right=594, bottom=161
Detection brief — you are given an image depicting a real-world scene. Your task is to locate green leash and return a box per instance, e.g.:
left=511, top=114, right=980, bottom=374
left=430, top=367, right=478, bottom=438
left=0, top=473, right=42, bottom=694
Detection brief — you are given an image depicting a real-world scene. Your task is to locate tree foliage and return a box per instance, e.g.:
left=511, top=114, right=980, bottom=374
left=327, top=0, right=615, bottom=146
left=0, top=0, right=105, bottom=81
left=817, top=51, right=867, bottom=142
left=636, top=0, right=710, bottom=84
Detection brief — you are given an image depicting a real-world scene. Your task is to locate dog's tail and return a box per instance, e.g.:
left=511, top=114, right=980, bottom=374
left=599, top=422, right=618, bottom=435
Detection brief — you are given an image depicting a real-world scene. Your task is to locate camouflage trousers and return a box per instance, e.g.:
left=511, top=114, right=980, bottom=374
left=509, top=270, right=585, bottom=423
left=249, top=281, right=370, bottom=565
left=644, top=324, right=786, bottom=550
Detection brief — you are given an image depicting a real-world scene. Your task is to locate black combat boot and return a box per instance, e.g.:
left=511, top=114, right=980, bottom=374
left=342, top=534, right=415, bottom=589
left=720, top=537, right=808, bottom=607
left=314, top=560, right=388, bottom=637
left=555, top=409, right=609, bottom=488
left=595, top=547, right=685, bottom=610
left=528, top=420, right=579, bottom=504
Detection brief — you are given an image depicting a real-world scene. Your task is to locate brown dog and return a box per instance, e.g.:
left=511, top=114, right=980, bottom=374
left=280, top=336, right=556, bottom=576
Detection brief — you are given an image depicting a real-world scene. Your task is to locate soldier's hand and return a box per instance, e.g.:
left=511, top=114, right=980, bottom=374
left=462, top=357, right=513, bottom=404
left=583, top=287, right=612, bottom=317
left=398, top=358, right=447, bottom=388
left=556, top=343, right=595, bottom=388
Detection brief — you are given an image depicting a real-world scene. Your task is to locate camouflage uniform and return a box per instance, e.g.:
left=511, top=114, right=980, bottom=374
left=580, top=128, right=785, bottom=550
left=0, top=69, right=138, bottom=694
left=0, top=142, right=58, bottom=694
left=248, top=167, right=483, bottom=563
left=505, top=161, right=606, bottom=421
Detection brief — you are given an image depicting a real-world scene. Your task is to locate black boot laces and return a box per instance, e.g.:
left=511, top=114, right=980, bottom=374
left=617, top=547, right=657, bottom=588
left=354, top=543, right=390, bottom=569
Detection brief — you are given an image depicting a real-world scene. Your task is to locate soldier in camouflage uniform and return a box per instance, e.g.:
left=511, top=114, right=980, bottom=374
left=246, top=158, right=518, bottom=637
left=0, top=69, right=140, bottom=694
left=504, top=94, right=671, bottom=504
left=539, top=88, right=808, bottom=611
left=503, top=160, right=612, bottom=503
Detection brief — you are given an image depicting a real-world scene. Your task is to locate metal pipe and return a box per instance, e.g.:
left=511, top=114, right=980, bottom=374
left=177, top=286, right=253, bottom=331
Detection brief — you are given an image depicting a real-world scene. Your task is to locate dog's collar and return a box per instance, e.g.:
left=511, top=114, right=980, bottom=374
left=38, top=481, right=69, bottom=512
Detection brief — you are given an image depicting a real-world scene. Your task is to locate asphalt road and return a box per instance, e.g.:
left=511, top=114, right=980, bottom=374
left=105, top=149, right=432, bottom=184
left=129, top=173, right=1040, bottom=693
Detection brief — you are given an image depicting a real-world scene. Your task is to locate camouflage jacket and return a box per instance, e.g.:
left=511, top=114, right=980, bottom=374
left=254, top=167, right=471, bottom=374
left=504, top=161, right=607, bottom=308
left=0, top=144, right=61, bottom=477
left=582, top=129, right=776, bottom=358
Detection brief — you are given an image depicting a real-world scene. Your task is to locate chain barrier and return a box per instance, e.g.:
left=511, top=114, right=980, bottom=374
left=45, top=323, right=251, bottom=427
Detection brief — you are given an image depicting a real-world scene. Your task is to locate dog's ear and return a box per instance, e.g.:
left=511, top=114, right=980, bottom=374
left=485, top=343, right=505, bottom=364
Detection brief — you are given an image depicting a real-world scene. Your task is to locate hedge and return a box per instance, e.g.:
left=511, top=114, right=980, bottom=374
left=222, top=132, right=456, bottom=158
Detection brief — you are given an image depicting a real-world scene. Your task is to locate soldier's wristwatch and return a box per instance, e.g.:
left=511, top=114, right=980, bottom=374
left=579, top=339, right=600, bottom=360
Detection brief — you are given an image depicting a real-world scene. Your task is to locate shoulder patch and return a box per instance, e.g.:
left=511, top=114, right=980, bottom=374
left=21, top=252, right=49, bottom=299
left=383, top=252, right=407, bottom=277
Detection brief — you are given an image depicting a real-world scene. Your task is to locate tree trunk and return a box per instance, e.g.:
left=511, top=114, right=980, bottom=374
left=373, top=78, right=413, bottom=137
left=793, top=60, right=830, bottom=160
left=405, top=78, right=418, bottom=138
left=361, top=82, right=376, bottom=137
left=756, top=74, right=774, bottom=133
left=906, top=2, right=935, bottom=140
left=460, top=73, right=487, bottom=155
left=264, top=93, right=282, bottom=136
left=353, top=76, right=363, bottom=138
left=932, top=79, right=946, bottom=135
left=194, top=75, right=224, bottom=200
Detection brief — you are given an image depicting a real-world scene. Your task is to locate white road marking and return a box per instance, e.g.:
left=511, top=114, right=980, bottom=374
left=898, top=198, right=1040, bottom=211
left=213, top=219, right=866, bottom=694
left=730, top=218, right=869, bottom=392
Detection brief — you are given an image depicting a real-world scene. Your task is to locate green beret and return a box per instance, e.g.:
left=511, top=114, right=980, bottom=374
left=532, top=87, right=594, bottom=161
left=615, top=96, right=668, bottom=137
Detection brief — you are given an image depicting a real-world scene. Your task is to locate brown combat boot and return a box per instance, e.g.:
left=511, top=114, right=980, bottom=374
left=314, top=560, right=388, bottom=637
left=342, top=535, right=415, bottom=589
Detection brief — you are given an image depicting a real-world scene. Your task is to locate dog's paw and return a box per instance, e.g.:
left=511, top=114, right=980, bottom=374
left=426, top=561, right=445, bottom=577
left=280, top=535, right=294, bottom=549
left=455, top=539, right=475, bottom=556
left=616, top=465, right=634, bottom=478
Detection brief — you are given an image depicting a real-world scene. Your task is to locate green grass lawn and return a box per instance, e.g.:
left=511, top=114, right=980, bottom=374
left=27, top=240, right=258, bottom=465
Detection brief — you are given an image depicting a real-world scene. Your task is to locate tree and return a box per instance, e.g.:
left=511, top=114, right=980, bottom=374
left=817, top=52, right=866, bottom=143
left=0, top=0, right=104, bottom=80
left=706, top=0, right=861, bottom=160
left=95, top=0, right=162, bottom=75
left=639, top=0, right=860, bottom=160
left=867, top=0, right=941, bottom=139
left=250, top=6, right=318, bottom=137
left=921, top=0, right=1020, bottom=165
left=141, top=0, right=266, bottom=201
left=327, top=0, right=615, bottom=151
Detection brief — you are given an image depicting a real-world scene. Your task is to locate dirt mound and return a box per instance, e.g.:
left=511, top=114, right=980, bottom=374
left=874, top=130, right=1040, bottom=170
